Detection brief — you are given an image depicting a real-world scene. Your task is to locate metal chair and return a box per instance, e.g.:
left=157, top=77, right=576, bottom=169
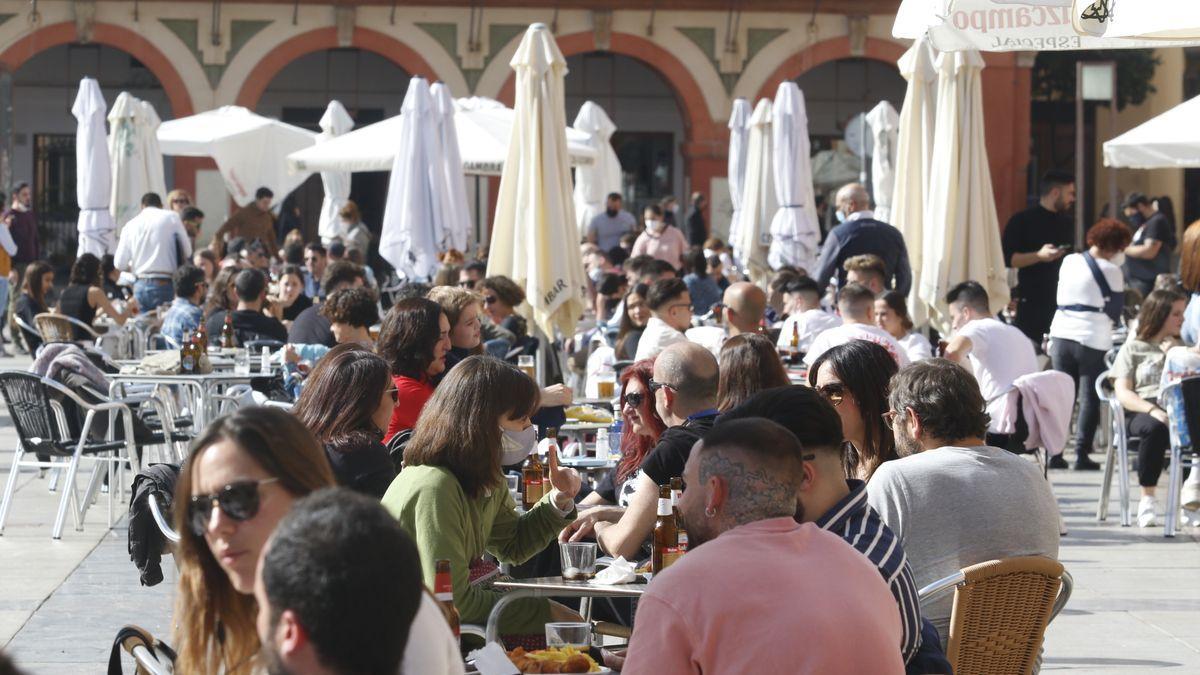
left=111, top=625, right=175, bottom=675
left=34, top=312, right=101, bottom=345
left=13, top=314, right=41, bottom=351
left=1095, top=369, right=1136, bottom=526
left=918, top=556, right=1072, bottom=675
left=1159, top=376, right=1200, bottom=537
left=0, top=371, right=138, bottom=539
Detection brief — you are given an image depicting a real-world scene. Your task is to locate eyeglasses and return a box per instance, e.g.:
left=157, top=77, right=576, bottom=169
left=459, top=280, right=477, bottom=289
left=385, top=387, right=398, bottom=403
left=647, top=379, right=677, bottom=395
left=623, top=391, right=645, bottom=408
left=483, top=295, right=498, bottom=305
left=171, top=198, right=189, bottom=205
left=188, top=477, right=280, bottom=536
left=882, top=410, right=904, bottom=430
left=816, top=383, right=846, bottom=407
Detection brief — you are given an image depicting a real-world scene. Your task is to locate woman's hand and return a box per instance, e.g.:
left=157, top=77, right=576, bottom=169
left=284, top=344, right=300, bottom=364
left=546, top=444, right=582, bottom=509
left=541, top=383, right=573, bottom=408
left=1151, top=406, right=1170, bottom=426
left=558, top=505, right=624, bottom=542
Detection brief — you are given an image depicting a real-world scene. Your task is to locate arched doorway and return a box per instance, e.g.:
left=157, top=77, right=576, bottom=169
left=255, top=48, right=410, bottom=246
left=6, top=43, right=174, bottom=265
left=565, top=51, right=688, bottom=222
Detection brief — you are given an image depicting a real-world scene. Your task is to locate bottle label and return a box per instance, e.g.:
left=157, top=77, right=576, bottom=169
left=435, top=591, right=453, bottom=602
left=677, top=531, right=689, bottom=551
left=434, top=571, right=453, bottom=596
left=182, top=355, right=195, bottom=372
left=661, top=548, right=681, bottom=569
left=657, top=498, right=672, bottom=516
left=670, top=489, right=682, bottom=506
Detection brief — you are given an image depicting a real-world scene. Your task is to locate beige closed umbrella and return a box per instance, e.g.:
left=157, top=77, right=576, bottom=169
left=735, top=98, right=776, bottom=286
left=919, top=49, right=1009, bottom=331
left=487, top=23, right=587, bottom=338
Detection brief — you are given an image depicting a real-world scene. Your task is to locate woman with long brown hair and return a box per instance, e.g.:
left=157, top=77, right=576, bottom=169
left=616, top=283, right=650, bottom=360
left=14, top=260, right=53, bottom=353
left=203, top=266, right=239, bottom=320
left=376, top=297, right=451, bottom=442
left=560, top=359, right=667, bottom=542
left=808, top=340, right=900, bottom=481
left=717, top=333, right=790, bottom=412
left=172, top=407, right=335, bottom=674
left=1179, top=219, right=1200, bottom=344
left=292, top=343, right=396, bottom=498
left=382, top=355, right=582, bottom=638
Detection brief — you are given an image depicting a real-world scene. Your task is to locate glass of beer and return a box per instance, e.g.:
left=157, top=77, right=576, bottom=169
left=560, top=542, right=598, bottom=581
left=596, top=372, right=616, bottom=399
left=518, top=354, right=536, bottom=380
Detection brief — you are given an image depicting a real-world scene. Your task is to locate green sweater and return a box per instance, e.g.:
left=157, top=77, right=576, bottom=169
left=382, top=465, right=576, bottom=635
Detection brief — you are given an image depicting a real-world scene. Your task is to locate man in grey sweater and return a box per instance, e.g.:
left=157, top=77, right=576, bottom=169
left=867, top=359, right=1060, bottom=646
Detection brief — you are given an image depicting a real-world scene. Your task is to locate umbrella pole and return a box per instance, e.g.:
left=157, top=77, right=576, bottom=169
left=475, top=175, right=482, bottom=251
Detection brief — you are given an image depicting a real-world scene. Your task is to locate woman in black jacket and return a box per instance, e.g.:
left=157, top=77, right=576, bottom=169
left=292, top=343, right=397, bottom=498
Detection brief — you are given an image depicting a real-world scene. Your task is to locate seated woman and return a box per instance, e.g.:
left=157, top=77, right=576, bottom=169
left=478, top=275, right=529, bottom=343
left=15, top=261, right=54, bottom=354
left=1113, top=289, right=1187, bottom=528
left=560, top=359, right=666, bottom=541
left=682, top=249, right=722, bottom=315
left=808, top=340, right=899, bottom=481
left=378, top=297, right=451, bottom=443
left=293, top=344, right=396, bottom=498
left=383, top=356, right=582, bottom=637
left=874, top=291, right=933, bottom=362
left=203, top=266, right=238, bottom=320
left=428, top=285, right=484, bottom=374
left=717, top=333, right=790, bottom=411
left=173, top=406, right=462, bottom=674
left=615, top=283, right=650, bottom=361
left=268, top=264, right=312, bottom=326
left=56, top=253, right=137, bottom=341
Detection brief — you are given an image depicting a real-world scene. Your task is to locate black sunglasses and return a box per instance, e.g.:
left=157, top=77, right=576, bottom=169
left=459, top=280, right=477, bottom=289
left=816, top=382, right=846, bottom=407
left=623, top=391, right=645, bottom=408
left=386, top=387, right=398, bottom=403
left=188, top=477, right=279, bottom=536
left=647, top=379, right=677, bottom=395
left=483, top=295, right=498, bottom=305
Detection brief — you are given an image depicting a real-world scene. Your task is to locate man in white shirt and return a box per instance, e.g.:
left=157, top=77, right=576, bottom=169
left=114, top=192, right=192, bottom=314
left=804, top=283, right=909, bottom=367
left=776, top=276, right=840, bottom=353
left=943, top=281, right=1040, bottom=456
left=635, top=277, right=692, bottom=361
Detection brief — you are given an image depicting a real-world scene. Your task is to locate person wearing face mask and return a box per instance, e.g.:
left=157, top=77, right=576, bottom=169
left=1047, top=218, right=1133, bottom=471
left=292, top=344, right=397, bottom=498
left=813, top=182, right=911, bottom=297
left=586, top=192, right=637, bottom=253
left=632, top=204, right=688, bottom=270
left=383, top=356, right=584, bottom=639
left=377, top=298, right=452, bottom=443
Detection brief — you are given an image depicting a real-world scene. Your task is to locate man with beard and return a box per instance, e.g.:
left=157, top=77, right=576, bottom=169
left=1002, top=171, right=1076, bottom=347
left=586, top=192, right=637, bottom=254
left=255, top=488, right=451, bottom=675
left=622, top=419, right=905, bottom=675
left=867, top=360, right=1060, bottom=647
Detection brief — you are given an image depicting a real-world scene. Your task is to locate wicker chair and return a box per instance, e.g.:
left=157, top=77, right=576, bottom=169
left=34, top=312, right=100, bottom=345
left=918, top=556, right=1072, bottom=675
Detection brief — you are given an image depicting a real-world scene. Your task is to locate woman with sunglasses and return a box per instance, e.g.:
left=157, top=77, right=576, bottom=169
left=173, top=407, right=336, bottom=673
left=560, top=359, right=667, bottom=542
left=378, top=297, right=452, bottom=443
left=384, top=356, right=583, bottom=638
left=478, top=275, right=529, bottom=342
left=717, top=334, right=790, bottom=411
left=616, top=283, right=651, bottom=360
left=808, top=340, right=900, bottom=481
left=166, top=188, right=192, bottom=215
left=293, top=344, right=397, bottom=498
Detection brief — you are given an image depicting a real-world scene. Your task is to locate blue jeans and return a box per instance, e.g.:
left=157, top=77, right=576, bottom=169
left=133, top=278, right=174, bottom=314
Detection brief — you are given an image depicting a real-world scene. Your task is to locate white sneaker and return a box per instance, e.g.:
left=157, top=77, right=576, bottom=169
left=1182, top=481, right=1200, bottom=512
left=1137, top=496, right=1160, bottom=528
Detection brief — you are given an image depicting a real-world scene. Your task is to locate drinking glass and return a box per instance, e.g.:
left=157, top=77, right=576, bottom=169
left=544, top=622, right=591, bottom=649
left=559, top=542, right=598, bottom=581
left=595, top=371, right=616, bottom=399
left=234, top=350, right=251, bottom=375
left=518, top=354, right=536, bottom=380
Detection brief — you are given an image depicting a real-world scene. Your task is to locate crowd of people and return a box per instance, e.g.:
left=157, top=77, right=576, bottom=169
left=2, top=168, right=1200, bottom=674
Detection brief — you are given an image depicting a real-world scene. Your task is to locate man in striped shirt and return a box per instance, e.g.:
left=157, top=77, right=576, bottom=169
left=720, top=386, right=950, bottom=673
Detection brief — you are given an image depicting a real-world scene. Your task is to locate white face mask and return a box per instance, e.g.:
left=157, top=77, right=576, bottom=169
left=500, top=425, right=538, bottom=465
left=835, top=210, right=846, bottom=224
left=646, top=219, right=664, bottom=233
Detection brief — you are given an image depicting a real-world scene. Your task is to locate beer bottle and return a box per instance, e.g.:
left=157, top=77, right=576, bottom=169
left=522, top=451, right=544, bottom=509
left=652, top=485, right=679, bottom=574
left=220, top=313, right=236, bottom=349
left=433, top=559, right=460, bottom=638
left=180, top=331, right=196, bottom=374
left=670, top=476, right=688, bottom=555
left=195, top=322, right=209, bottom=353
left=790, top=322, right=800, bottom=351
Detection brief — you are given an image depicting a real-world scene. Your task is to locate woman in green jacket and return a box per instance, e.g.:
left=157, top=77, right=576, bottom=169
left=383, top=355, right=582, bottom=636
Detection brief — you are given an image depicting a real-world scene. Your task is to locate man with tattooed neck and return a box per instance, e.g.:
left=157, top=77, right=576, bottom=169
left=622, top=419, right=905, bottom=675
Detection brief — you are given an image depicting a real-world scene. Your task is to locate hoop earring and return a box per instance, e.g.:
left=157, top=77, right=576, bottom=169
left=704, top=507, right=716, bottom=518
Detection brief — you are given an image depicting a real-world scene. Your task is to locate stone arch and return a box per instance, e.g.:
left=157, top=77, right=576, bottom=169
left=753, top=36, right=907, bottom=102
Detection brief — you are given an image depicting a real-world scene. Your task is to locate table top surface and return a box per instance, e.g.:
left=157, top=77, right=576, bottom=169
left=111, top=370, right=271, bottom=381
left=560, top=422, right=611, bottom=432
left=493, top=576, right=647, bottom=597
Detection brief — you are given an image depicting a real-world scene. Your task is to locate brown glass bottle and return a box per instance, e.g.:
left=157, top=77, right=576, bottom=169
left=433, top=559, right=460, bottom=638
left=179, top=331, right=197, bottom=374
left=522, top=451, right=544, bottom=509
left=220, top=313, right=236, bottom=349
left=195, top=322, right=209, bottom=353
left=652, top=486, right=679, bottom=574
left=670, top=476, right=688, bottom=555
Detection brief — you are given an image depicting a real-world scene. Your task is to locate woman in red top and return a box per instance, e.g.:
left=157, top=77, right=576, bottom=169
left=377, top=297, right=452, bottom=442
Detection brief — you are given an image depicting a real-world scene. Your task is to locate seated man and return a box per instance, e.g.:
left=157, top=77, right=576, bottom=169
left=160, top=265, right=206, bottom=346
left=843, top=253, right=888, bottom=295
left=720, top=386, right=951, bottom=673
left=868, top=360, right=1060, bottom=645
left=804, top=283, right=909, bottom=367
left=942, top=281, right=1041, bottom=456
left=634, top=278, right=692, bottom=361
left=775, top=276, right=840, bottom=353
left=622, top=419, right=905, bottom=674
left=686, top=281, right=767, bottom=356
left=205, top=268, right=288, bottom=345
left=564, top=342, right=719, bottom=559
left=256, top=487, right=461, bottom=675
left=288, top=261, right=368, bottom=347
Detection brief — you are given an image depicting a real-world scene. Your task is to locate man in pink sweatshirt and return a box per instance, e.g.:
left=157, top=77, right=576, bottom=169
left=622, top=418, right=905, bottom=674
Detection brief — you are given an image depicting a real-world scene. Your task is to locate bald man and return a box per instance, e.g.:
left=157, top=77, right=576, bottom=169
left=564, top=341, right=720, bottom=559
left=813, top=182, right=912, bottom=297
left=721, top=282, right=767, bottom=336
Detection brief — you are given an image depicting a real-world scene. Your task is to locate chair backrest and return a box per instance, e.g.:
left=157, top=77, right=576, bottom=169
left=946, top=556, right=1065, bottom=675
left=34, top=313, right=76, bottom=344
left=14, top=313, right=40, bottom=341
left=0, top=371, right=62, bottom=455
left=1178, top=377, right=1200, bottom=448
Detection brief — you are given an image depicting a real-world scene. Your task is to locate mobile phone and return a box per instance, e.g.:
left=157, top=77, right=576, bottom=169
left=1057, top=244, right=1073, bottom=252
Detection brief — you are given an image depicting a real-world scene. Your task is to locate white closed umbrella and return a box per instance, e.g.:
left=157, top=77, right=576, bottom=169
left=572, top=101, right=622, bottom=238
left=1073, top=0, right=1200, bottom=41
left=1104, top=94, right=1200, bottom=168
left=919, top=50, right=1009, bottom=330
left=159, top=106, right=317, bottom=206
left=108, top=93, right=167, bottom=233
left=736, top=98, right=776, bottom=286
left=726, top=97, right=752, bottom=271
left=767, top=82, right=820, bottom=274
left=866, top=101, right=900, bottom=223
left=487, top=23, right=587, bottom=338
left=432, top=83, right=472, bottom=253
left=379, top=77, right=447, bottom=280
left=316, top=101, right=355, bottom=244
left=892, top=37, right=939, bottom=327
left=73, top=78, right=117, bottom=257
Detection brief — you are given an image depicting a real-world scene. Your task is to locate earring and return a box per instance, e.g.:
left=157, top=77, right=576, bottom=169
left=704, top=507, right=716, bottom=518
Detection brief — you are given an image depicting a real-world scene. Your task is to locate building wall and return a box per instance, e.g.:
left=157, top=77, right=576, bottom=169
left=0, top=1, right=1035, bottom=227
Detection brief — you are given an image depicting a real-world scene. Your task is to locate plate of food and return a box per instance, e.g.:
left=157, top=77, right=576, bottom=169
left=506, top=646, right=612, bottom=674
left=565, top=405, right=614, bottom=424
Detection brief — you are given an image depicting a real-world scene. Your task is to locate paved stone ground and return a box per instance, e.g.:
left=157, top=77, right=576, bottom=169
left=0, top=354, right=1198, bottom=672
